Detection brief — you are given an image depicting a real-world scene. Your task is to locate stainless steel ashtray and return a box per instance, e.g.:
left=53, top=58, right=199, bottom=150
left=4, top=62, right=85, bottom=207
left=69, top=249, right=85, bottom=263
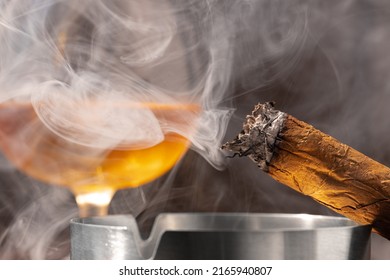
left=70, top=213, right=371, bottom=260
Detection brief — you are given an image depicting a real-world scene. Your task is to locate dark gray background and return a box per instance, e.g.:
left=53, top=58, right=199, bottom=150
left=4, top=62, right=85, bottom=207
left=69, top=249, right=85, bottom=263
left=0, top=0, right=389, bottom=259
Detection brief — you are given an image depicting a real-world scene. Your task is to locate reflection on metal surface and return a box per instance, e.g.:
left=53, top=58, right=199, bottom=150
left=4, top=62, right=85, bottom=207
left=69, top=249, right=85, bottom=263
left=70, top=213, right=371, bottom=259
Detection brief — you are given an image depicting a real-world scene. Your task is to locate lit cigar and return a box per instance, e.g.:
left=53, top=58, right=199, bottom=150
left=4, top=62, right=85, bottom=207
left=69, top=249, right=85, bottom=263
left=222, top=102, right=390, bottom=240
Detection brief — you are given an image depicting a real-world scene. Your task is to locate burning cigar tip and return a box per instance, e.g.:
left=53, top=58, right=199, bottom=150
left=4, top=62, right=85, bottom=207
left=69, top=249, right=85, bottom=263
left=221, top=102, right=286, bottom=170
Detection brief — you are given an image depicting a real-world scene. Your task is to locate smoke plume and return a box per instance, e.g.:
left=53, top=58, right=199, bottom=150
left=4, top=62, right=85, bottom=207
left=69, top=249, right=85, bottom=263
left=0, top=0, right=389, bottom=259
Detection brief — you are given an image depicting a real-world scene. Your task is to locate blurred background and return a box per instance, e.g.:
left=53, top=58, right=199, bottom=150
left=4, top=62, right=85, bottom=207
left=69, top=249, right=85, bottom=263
left=0, top=0, right=389, bottom=259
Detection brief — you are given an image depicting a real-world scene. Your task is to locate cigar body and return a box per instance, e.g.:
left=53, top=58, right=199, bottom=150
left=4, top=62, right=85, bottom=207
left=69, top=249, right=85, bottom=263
left=223, top=103, right=390, bottom=240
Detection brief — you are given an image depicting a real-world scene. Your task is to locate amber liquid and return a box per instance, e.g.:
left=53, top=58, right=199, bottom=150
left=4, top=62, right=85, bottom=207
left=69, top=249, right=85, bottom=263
left=0, top=102, right=199, bottom=215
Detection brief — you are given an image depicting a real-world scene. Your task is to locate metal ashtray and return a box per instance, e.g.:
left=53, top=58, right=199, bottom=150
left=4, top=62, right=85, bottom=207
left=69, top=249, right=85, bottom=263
left=70, top=213, right=371, bottom=260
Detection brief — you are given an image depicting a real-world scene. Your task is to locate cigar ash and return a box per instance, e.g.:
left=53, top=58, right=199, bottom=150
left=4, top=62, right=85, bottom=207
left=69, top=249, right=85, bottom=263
left=222, top=102, right=286, bottom=171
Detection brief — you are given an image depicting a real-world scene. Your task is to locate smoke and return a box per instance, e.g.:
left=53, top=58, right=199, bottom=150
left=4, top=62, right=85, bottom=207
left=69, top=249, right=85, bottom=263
left=0, top=0, right=243, bottom=258
left=0, top=0, right=390, bottom=259
left=0, top=0, right=232, bottom=161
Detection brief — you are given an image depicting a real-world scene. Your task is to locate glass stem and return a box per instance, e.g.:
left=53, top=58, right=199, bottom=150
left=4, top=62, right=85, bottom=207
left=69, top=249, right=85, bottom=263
left=73, top=189, right=115, bottom=217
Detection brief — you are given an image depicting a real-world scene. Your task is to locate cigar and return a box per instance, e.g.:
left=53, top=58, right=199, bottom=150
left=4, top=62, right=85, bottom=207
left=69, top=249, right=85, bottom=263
left=222, top=102, right=390, bottom=240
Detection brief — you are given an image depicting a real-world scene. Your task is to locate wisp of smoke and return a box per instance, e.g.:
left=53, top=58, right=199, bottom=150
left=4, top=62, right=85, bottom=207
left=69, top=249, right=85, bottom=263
left=0, top=0, right=248, bottom=258
left=0, top=0, right=235, bottom=163
left=1, top=0, right=389, bottom=259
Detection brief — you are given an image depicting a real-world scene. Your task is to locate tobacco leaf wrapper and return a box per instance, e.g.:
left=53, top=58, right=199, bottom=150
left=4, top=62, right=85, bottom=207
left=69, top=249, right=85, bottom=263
left=222, top=102, right=390, bottom=240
